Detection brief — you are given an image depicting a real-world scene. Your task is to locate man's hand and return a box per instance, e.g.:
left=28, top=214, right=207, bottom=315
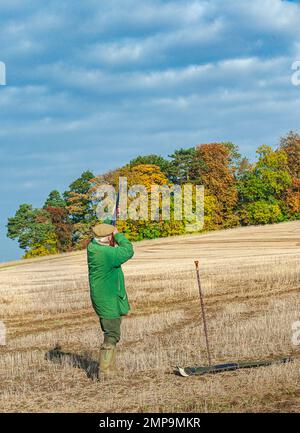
left=113, top=227, right=119, bottom=236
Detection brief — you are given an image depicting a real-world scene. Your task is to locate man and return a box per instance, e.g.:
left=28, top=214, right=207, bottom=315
left=87, top=223, right=134, bottom=377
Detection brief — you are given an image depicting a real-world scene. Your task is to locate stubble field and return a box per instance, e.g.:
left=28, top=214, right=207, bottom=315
left=0, top=221, right=300, bottom=412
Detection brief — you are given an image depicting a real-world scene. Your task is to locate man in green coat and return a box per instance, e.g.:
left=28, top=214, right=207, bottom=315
left=87, top=223, right=134, bottom=377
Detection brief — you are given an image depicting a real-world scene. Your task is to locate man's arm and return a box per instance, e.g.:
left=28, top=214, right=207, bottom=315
left=109, top=229, right=134, bottom=267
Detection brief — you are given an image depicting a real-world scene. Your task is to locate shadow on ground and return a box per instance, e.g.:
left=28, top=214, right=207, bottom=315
left=45, top=345, right=98, bottom=380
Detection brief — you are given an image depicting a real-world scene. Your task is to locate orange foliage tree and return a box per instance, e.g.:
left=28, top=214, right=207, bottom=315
left=196, top=143, right=239, bottom=228
left=280, top=131, right=300, bottom=216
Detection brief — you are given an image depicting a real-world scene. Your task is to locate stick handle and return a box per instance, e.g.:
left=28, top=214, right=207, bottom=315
left=194, top=260, right=212, bottom=367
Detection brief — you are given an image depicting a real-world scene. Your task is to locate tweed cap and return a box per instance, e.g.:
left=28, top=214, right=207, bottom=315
left=92, top=223, right=115, bottom=238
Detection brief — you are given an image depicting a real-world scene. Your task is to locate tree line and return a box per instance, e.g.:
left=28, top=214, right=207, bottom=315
left=7, top=131, right=300, bottom=258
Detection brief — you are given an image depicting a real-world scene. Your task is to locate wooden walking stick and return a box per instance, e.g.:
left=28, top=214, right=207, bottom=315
left=194, top=260, right=212, bottom=367
left=176, top=262, right=293, bottom=377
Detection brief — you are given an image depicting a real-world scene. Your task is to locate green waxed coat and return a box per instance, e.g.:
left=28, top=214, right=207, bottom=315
left=87, top=233, right=134, bottom=319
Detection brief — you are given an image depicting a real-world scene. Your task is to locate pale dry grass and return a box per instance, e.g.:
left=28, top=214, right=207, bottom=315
left=0, top=220, right=300, bottom=412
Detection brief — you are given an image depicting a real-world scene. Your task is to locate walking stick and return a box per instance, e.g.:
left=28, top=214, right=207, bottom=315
left=194, top=260, right=212, bottom=367
left=176, top=261, right=293, bottom=377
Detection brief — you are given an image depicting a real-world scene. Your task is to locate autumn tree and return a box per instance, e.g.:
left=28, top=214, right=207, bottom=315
left=64, top=171, right=95, bottom=223
left=7, top=204, right=58, bottom=258
left=63, top=171, right=96, bottom=247
left=280, top=131, right=300, bottom=178
left=195, top=143, right=239, bottom=227
left=239, top=145, right=291, bottom=203
left=280, top=131, right=300, bottom=216
left=42, top=190, right=72, bottom=252
left=122, top=164, right=186, bottom=240
left=91, top=164, right=186, bottom=240
left=44, top=206, right=73, bottom=252
left=238, top=145, right=292, bottom=224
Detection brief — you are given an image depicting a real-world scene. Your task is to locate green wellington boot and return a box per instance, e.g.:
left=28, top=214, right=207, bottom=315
left=98, top=343, right=116, bottom=377
left=110, top=346, right=118, bottom=373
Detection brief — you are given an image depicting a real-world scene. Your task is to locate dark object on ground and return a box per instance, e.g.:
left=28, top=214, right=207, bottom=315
left=176, top=356, right=293, bottom=377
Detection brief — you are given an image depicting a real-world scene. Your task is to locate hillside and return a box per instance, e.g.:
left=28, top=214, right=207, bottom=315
left=1, top=221, right=300, bottom=412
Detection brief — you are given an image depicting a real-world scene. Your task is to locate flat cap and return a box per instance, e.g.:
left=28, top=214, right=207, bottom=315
left=92, top=223, right=115, bottom=238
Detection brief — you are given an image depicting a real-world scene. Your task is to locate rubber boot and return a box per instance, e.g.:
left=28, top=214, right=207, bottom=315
left=98, top=343, right=116, bottom=377
left=111, top=346, right=117, bottom=372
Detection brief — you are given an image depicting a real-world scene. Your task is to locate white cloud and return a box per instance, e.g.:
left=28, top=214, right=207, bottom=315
left=231, top=0, right=300, bottom=32
left=30, top=54, right=290, bottom=98
left=81, top=0, right=213, bottom=33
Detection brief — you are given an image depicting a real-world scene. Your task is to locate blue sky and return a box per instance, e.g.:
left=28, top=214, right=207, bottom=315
left=0, top=0, right=300, bottom=261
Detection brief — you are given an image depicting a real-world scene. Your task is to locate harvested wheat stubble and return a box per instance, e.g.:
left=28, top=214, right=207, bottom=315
left=0, top=220, right=300, bottom=412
